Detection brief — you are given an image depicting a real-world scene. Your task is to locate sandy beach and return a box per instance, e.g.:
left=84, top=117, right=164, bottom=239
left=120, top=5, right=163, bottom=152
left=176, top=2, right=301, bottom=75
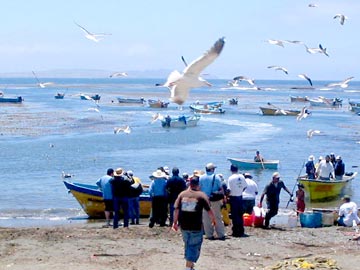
left=0, top=221, right=359, bottom=270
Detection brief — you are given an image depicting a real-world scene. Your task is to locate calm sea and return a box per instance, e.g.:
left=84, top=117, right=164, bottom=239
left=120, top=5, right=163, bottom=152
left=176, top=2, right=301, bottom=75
left=0, top=77, right=359, bottom=227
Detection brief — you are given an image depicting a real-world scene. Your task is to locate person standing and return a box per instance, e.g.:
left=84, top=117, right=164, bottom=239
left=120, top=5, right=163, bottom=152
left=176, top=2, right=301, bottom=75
left=305, top=155, right=316, bottom=179
left=316, top=155, right=335, bottom=180
left=96, top=168, right=114, bottom=227
left=149, top=169, right=168, bottom=227
left=242, top=173, right=258, bottom=214
left=199, top=162, right=226, bottom=240
left=111, top=168, right=132, bottom=229
left=166, top=167, right=186, bottom=226
left=258, top=172, right=293, bottom=229
left=127, top=170, right=143, bottom=225
left=172, top=176, right=216, bottom=270
left=334, top=156, right=345, bottom=180
left=226, top=165, right=248, bottom=237
left=296, top=184, right=305, bottom=214
left=337, top=195, right=360, bottom=227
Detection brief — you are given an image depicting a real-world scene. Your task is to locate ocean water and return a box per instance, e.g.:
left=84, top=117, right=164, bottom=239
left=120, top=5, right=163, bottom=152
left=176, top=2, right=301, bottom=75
left=0, top=78, right=359, bottom=227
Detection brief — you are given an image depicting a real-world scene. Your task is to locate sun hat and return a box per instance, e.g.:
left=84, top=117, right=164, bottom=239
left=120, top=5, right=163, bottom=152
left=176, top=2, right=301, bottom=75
left=318, top=156, right=323, bottom=161
left=308, top=155, right=315, bottom=161
left=163, top=166, right=170, bottom=174
left=114, top=168, right=123, bottom=176
left=152, top=169, right=167, bottom=178
left=336, top=155, right=342, bottom=160
left=272, top=172, right=280, bottom=178
left=206, top=163, right=217, bottom=170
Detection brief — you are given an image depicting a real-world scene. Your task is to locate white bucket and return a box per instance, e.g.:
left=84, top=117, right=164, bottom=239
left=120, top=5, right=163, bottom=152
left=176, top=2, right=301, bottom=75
left=322, top=212, right=335, bottom=227
left=288, top=215, right=298, bottom=228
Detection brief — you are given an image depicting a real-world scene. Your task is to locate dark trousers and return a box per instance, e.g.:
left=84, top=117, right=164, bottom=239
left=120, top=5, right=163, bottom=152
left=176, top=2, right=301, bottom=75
left=150, top=196, right=168, bottom=226
left=113, top=196, right=129, bottom=228
left=229, top=196, right=244, bottom=236
left=264, top=202, right=279, bottom=227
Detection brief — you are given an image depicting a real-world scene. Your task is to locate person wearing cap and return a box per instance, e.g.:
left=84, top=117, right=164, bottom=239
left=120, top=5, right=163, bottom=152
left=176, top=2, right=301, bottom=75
left=295, top=184, right=305, bottom=215
left=305, top=155, right=316, bottom=179
left=166, top=167, right=186, bottom=226
left=337, top=195, right=360, bottom=227
left=96, top=168, right=114, bottom=227
left=242, top=173, right=259, bottom=215
left=148, top=169, right=168, bottom=228
left=172, top=176, right=216, bottom=270
left=258, top=172, right=293, bottom=229
left=110, top=168, right=132, bottom=229
left=127, top=170, right=143, bottom=225
left=199, top=162, right=226, bottom=240
left=316, top=155, right=335, bottom=180
left=334, top=156, right=345, bottom=180
left=227, top=164, right=248, bottom=237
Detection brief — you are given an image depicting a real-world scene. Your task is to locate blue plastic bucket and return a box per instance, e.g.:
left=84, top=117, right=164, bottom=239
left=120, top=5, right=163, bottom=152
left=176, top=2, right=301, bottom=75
left=299, top=212, right=322, bottom=228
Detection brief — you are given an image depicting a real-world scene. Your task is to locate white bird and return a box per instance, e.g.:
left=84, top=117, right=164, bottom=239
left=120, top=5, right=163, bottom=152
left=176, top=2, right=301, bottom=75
left=62, top=171, right=74, bottom=178
left=334, top=14, right=348, bottom=25
left=163, top=37, right=225, bottom=105
left=32, top=71, right=54, bottom=88
left=326, top=77, right=354, bottom=88
left=151, top=113, right=164, bottom=123
left=297, top=106, right=311, bottom=121
left=109, top=72, right=128, bottom=78
left=275, top=109, right=287, bottom=115
left=266, top=39, right=285, bottom=47
left=308, top=3, right=318, bottom=7
left=74, top=22, right=111, bottom=42
left=267, top=65, right=288, bottom=75
left=87, top=107, right=100, bottom=113
left=298, top=74, right=313, bottom=86
left=233, top=75, right=255, bottom=86
left=284, top=40, right=304, bottom=45
left=304, top=44, right=329, bottom=57
left=114, top=126, right=131, bottom=134
left=307, top=129, right=321, bottom=139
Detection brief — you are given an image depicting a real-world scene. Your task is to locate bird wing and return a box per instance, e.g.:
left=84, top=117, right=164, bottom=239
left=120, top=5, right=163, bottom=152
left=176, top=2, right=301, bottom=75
left=74, top=22, right=93, bottom=35
left=32, top=71, right=41, bottom=84
left=342, top=76, right=354, bottom=84
left=298, top=74, right=312, bottom=86
left=170, top=84, right=190, bottom=105
left=182, top=37, right=225, bottom=77
left=164, top=70, right=182, bottom=87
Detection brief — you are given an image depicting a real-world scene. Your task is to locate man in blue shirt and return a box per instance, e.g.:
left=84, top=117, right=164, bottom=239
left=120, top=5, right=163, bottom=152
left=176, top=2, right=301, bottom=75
left=96, top=168, right=114, bottom=227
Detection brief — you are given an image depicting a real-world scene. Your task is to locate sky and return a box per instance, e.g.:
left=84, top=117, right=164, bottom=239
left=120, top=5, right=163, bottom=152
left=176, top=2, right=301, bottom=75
left=0, top=0, right=359, bottom=80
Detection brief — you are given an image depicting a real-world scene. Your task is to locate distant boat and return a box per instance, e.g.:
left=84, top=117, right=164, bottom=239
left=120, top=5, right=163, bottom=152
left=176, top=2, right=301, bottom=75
left=148, top=99, right=169, bottom=108
left=349, top=100, right=360, bottom=112
left=308, top=97, right=342, bottom=107
left=228, top=98, right=238, bottom=105
left=117, top=97, right=146, bottom=104
left=0, top=96, right=23, bottom=103
left=54, top=93, right=65, bottom=99
left=290, top=96, right=309, bottom=103
left=63, top=181, right=151, bottom=218
left=227, top=157, right=279, bottom=170
left=298, top=172, right=358, bottom=202
left=80, top=94, right=101, bottom=101
left=259, top=107, right=300, bottom=116
left=189, top=103, right=225, bottom=114
left=161, top=115, right=200, bottom=128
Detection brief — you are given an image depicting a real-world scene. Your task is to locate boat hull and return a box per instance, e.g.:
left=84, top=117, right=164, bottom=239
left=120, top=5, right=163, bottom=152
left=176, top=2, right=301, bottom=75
left=290, top=96, right=309, bottom=102
left=63, top=181, right=151, bottom=218
left=298, top=172, right=357, bottom=202
left=148, top=99, right=169, bottom=108
left=189, top=104, right=225, bottom=114
left=260, top=107, right=300, bottom=116
left=227, top=157, right=279, bottom=169
left=117, top=97, right=145, bottom=104
left=0, top=96, right=23, bottom=103
left=161, top=115, right=200, bottom=128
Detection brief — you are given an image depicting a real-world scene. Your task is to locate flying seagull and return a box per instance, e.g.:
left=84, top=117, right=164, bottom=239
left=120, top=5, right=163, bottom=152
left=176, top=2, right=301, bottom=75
left=297, top=106, right=311, bottom=121
left=74, top=22, right=111, bottom=42
left=233, top=76, right=255, bottom=86
left=266, top=39, right=285, bottom=47
left=334, top=14, right=348, bottom=25
left=163, top=37, right=225, bottom=105
left=304, top=44, right=329, bottom=56
left=308, top=3, right=318, bottom=7
left=32, top=71, right=54, bottom=88
left=326, top=76, right=354, bottom=88
left=267, top=65, right=288, bottom=75
left=298, top=74, right=313, bottom=86
left=114, top=126, right=131, bottom=134
left=151, top=113, right=164, bottom=123
left=109, top=72, right=128, bottom=78
left=307, top=129, right=321, bottom=139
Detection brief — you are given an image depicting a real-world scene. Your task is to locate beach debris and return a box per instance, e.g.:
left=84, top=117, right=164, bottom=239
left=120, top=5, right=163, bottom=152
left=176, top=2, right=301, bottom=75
left=266, top=256, right=340, bottom=269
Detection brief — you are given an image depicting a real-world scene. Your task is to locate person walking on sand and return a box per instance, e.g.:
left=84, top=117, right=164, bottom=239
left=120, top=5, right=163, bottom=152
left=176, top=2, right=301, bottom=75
left=172, top=175, right=216, bottom=270
left=96, top=168, right=114, bottom=227
left=258, top=172, right=293, bottom=229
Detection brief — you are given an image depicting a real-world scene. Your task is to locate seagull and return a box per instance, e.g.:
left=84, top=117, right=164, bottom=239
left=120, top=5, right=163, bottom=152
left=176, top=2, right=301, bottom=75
left=297, top=106, right=311, bottom=121
left=308, top=3, right=318, bottom=7
left=284, top=40, right=304, bottom=45
left=163, top=37, right=225, bottom=105
left=266, top=39, right=285, bottom=47
left=109, top=72, right=128, bottom=78
left=326, top=76, right=354, bottom=88
left=87, top=107, right=100, bottom=113
left=74, top=22, right=111, bottom=42
left=233, top=75, right=256, bottom=86
left=307, top=129, right=321, bottom=139
left=267, top=65, right=288, bottom=75
left=32, top=71, right=54, bottom=88
left=62, top=171, right=74, bottom=179
left=318, top=44, right=329, bottom=57
left=114, top=125, right=131, bottom=134
left=298, top=74, right=313, bottom=86
left=334, top=14, right=348, bottom=25
left=151, top=113, right=164, bottom=123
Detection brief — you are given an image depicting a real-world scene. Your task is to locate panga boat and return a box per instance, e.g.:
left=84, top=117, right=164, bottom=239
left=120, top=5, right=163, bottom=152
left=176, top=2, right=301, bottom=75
left=298, top=172, right=358, bottom=202
left=148, top=99, right=169, bottom=108
left=227, top=157, right=279, bottom=170
left=189, top=104, right=225, bottom=114
left=54, top=93, right=65, bottom=99
left=161, top=115, right=200, bottom=128
left=80, top=94, right=101, bottom=101
left=117, top=97, right=146, bottom=104
left=259, top=107, right=300, bottom=116
left=308, top=97, right=342, bottom=107
left=290, top=96, right=309, bottom=102
left=349, top=100, right=360, bottom=113
left=63, top=181, right=151, bottom=218
left=0, top=96, right=23, bottom=103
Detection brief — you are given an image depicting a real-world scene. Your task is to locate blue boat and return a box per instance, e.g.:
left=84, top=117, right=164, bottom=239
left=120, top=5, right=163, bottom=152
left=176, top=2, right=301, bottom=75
left=0, top=96, right=23, bottom=103
left=227, top=157, right=279, bottom=170
left=54, top=93, right=65, bottom=99
left=161, top=115, right=201, bottom=128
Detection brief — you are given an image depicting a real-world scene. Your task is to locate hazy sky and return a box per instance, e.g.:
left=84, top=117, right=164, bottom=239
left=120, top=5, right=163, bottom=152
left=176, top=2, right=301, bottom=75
left=0, top=0, right=358, bottom=80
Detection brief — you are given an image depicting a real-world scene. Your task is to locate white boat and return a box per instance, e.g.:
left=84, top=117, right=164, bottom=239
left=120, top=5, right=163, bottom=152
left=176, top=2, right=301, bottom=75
left=117, top=97, right=146, bottom=104
left=309, top=97, right=342, bottom=107
left=161, top=115, right=200, bottom=128
left=227, top=157, right=279, bottom=169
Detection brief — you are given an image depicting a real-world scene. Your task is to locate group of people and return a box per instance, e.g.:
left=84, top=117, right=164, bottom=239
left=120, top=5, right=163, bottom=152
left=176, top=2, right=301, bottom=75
left=305, top=153, right=345, bottom=180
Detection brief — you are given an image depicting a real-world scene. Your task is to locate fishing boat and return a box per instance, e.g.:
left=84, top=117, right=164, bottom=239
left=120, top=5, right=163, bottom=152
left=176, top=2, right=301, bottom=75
left=189, top=104, right=225, bottom=114
left=54, top=93, right=65, bottom=99
left=259, top=106, right=300, bottom=116
left=0, top=96, right=23, bottom=103
left=63, top=181, right=151, bottom=218
left=80, top=94, right=101, bottom=101
left=228, top=98, right=238, bottom=105
left=227, top=157, right=279, bottom=170
left=161, top=115, right=200, bottom=128
left=308, top=97, right=342, bottom=107
left=148, top=99, right=169, bottom=108
left=290, top=96, right=309, bottom=102
left=349, top=100, right=360, bottom=112
left=117, top=97, right=146, bottom=104
left=298, top=172, right=358, bottom=202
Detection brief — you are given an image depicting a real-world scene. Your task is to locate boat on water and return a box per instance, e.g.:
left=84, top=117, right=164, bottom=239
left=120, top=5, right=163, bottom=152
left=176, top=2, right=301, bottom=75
left=148, top=99, right=169, bottom=108
left=349, top=100, right=360, bottom=113
left=0, top=96, right=23, bottom=103
left=227, top=157, right=279, bottom=170
left=308, top=97, right=342, bottom=107
left=290, top=96, right=309, bottom=103
left=298, top=172, right=358, bottom=202
left=228, top=98, right=238, bottom=105
left=161, top=115, right=200, bottom=128
left=80, top=94, right=101, bottom=101
left=54, top=93, right=65, bottom=99
left=189, top=104, right=225, bottom=114
left=117, top=97, right=146, bottom=104
left=259, top=106, right=300, bottom=116
left=63, top=181, right=151, bottom=218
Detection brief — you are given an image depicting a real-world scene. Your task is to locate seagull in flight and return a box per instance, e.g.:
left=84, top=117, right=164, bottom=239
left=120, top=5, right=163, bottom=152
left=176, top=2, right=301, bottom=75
left=308, top=3, right=318, bottom=8
left=151, top=113, right=164, bottom=123
left=297, top=106, right=311, bottom=121
left=267, top=65, right=288, bottom=75
left=74, top=22, right=111, bottom=42
left=304, top=44, right=329, bottom=57
left=32, top=71, right=54, bottom=88
left=334, top=14, right=348, bottom=25
left=266, top=39, right=285, bottom=47
left=62, top=171, right=74, bottom=179
left=163, top=37, right=225, bottom=105
left=307, top=129, right=321, bottom=139
left=114, top=126, right=131, bottom=134
left=298, top=74, right=313, bottom=86
left=232, top=76, right=256, bottom=86
left=109, top=72, right=128, bottom=78
left=325, top=77, right=354, bottom=88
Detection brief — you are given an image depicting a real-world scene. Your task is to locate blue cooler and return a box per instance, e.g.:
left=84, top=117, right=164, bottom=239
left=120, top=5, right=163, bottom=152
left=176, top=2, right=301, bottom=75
left=300, top=212, right=322, bottom=228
